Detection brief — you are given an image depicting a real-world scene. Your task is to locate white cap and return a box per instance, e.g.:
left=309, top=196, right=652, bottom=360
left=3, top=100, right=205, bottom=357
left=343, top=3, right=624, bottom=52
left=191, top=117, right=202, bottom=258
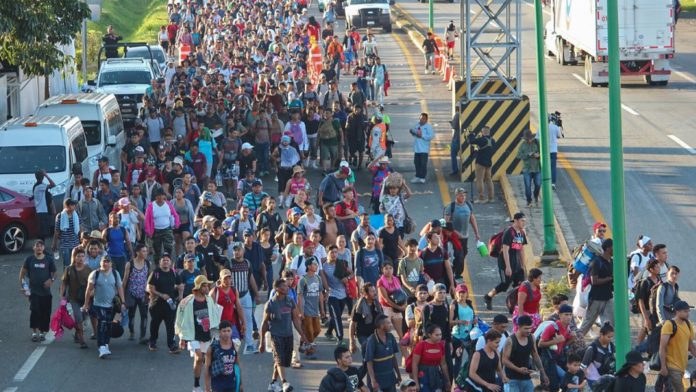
left=241, top=142, right=254, bottom=150
left=339, top=160, right=349, bottom=168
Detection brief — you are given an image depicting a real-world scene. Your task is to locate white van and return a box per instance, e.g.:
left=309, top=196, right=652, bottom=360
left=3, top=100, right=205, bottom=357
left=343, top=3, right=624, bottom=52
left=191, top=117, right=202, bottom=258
left=0, top=116, right=91, bottom=204
left=35, top=93, right=125, bottom=170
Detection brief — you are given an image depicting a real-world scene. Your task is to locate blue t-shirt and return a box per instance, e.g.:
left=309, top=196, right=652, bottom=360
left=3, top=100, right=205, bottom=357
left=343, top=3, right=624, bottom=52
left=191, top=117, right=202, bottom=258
left=356, top=248, right=382, bottom=287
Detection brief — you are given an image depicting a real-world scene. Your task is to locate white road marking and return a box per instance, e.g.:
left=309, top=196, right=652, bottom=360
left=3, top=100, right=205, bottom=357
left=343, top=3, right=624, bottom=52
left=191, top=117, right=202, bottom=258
left=3, top=388, right=19, bottom=392
left=523, top=1, right=552, bottom=16
left=572, top=73, right=586, bottom=84
left=668, top=135, right=696, bottom=154
left=674, top=70, right=696, bottom=84
left=621, top=104, right=639, bottom=116
left=13, top=347, right=46, bottom=382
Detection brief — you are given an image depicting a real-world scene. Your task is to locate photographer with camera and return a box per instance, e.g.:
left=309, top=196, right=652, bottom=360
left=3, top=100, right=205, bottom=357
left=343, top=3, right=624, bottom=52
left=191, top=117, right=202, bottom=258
left=543, top=112, right=564, bottom=190
left=517, top=129, right=541, bottom=207
left=468, top=126, right=496, bottom=203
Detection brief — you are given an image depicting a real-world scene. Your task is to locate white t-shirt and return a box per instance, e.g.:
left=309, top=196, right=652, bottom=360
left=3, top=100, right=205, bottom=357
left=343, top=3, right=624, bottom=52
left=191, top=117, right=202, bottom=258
left=290, top=254, right=323, bottom=278
left=629, top=250, right=653, bottom=289
left=152, top=202, right=171, bottom=229
left=475, top=330, right=509, bottom=353
left=33, top=183, right=49, bottom=213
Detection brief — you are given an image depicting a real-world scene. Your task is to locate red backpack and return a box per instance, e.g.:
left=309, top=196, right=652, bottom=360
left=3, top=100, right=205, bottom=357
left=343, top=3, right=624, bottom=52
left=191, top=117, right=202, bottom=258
left=488, top=226, right=511, bottom=258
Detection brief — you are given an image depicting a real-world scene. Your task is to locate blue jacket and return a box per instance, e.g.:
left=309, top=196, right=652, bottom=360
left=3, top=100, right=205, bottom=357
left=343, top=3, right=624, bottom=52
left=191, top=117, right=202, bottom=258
left=412, top=122, right=434, bottom=153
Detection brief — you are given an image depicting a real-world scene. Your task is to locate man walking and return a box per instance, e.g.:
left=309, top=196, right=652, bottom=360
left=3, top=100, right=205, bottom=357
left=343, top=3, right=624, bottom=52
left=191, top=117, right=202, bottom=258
left=147, top=253, right=183, bottom=353
left=82, top=255, right=127, bottom=358
left=421, top=31, right=440, bottom=75
left=228, top=243, right=260, bottom=354
left=176, top=275, right=222, bottom=392
left=19, top=240, right=56, bottom=342
left=469, top=126, right=496, bottom=203
left=297, top=257, right=325, bottom=358
left=658, top=300, right=696, bottom=392
left=578, top=239, right=615, bottom=336
left=409, top=113, right=434, bottom=184
left=502, top=315, right=549, bottom=392
left=444, top=187, right=480, bottom=278
left=484, top=212, right=527, bottom=310
left=260, top=279, right=308, bottom=392
left=77, top=186, right=108, bottom=233
left=365, top=315, right=402, bottom=391
left=32, top=170, right=55, bottom=241
left=52, top=198, right=81, bottom=268
left=449, top=107, right=461, bottom=176
left=205, top=320, right=244, bottom=392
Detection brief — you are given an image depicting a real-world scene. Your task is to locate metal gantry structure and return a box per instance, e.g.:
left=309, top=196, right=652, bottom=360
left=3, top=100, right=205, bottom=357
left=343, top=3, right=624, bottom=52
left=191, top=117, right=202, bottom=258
left=459, top=0, right=522, bottom=100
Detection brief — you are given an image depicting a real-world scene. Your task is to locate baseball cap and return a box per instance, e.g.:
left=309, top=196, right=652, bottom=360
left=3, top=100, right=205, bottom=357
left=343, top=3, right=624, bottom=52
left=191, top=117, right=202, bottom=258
left=674, top=300, right=692, bottom=312
left=281, top=135, right=291, bottom=144
left=201, top=191, right=213, bottom=201
left=117, top=197, right=130, bottom=206
left=559, top=304, right=573, bottom=314
left=291, top=207, right=303, bottom=216
left=303, top=240, right=314, bottom=249
left=432, top=283, right=447, bottom=293
left=219, top=269, right=232, bottom=278
left=252, top=179, right=263, bottom=187
left=399, top=378, right=417, bottom=389
left=593, top=222, right=607, bottom=231
left=430, top=219, right=442, bottom=228
left=241, top=142, right=254, bottom=150
left=454, top=187, right=467, bottom=194
left=173, top=156, right=184, bottom=166
left=455, top=283, right=469, bottom=294
left=231, top=242, right=243, bottom=250
left=243, top=228, right=254, bottom=237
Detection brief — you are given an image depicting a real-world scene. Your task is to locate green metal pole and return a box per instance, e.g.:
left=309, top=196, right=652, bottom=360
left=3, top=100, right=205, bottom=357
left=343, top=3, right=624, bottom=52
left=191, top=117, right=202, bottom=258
left=533, top=0, right=556, bottom=254
left=429, top=0, right=434, bottom=31
left=606, top=0, right=629, bottom=368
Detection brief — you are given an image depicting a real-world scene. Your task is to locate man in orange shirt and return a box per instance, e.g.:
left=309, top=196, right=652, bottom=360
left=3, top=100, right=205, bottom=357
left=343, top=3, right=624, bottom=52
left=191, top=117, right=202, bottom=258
left=326, top=35, right=344, bottom=81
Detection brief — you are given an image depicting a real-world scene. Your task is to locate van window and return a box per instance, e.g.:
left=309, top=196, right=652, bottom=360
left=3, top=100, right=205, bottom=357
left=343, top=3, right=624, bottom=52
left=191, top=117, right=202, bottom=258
left=82, top=121, right=101, bottom=146
left=72, top=133, right=89, bottom=163
left=0, top=146, right=67, bottom=174
left=106, top=108, right=124, bottom=137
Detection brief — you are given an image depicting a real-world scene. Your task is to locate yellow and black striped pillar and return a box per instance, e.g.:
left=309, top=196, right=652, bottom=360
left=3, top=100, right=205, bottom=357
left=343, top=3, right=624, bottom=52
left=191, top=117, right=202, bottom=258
left=454, top=79, right=530, bottom=182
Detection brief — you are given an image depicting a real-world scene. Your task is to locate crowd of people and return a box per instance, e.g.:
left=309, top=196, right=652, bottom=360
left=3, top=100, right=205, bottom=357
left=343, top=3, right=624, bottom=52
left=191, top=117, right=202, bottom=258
left=15, top=0, right=696, bottom=391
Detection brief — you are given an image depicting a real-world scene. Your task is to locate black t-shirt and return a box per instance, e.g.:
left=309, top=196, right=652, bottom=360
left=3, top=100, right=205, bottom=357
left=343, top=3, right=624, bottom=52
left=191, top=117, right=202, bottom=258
left=210, top=235, right=227, bottom=258
left=615, top=373, right=646, bottom=392
left=238, top=152, right=256, bottom=176
left=147, top=268, right=181, bottom=306
left=351, top=301, right=380, bottom=337
left=23, top=255, right=56, bottom=297
left=497, top=227, right=527, bottom=272
left=196, top=204, right=226, bottom=222
left=378, top=227, right=400, bottom=263
left=637, top=276, right=658, bottom=310
left=196, top=243, right=224, bottom=281
left=422, top=38, right=437, bottom=54
left=193, top=297, right=211, bottom=342
left=423, top=303, right=451, bottom=340
left=560, top=370, right=585, bottom=392
left=589, top=256, right=613, bottom=301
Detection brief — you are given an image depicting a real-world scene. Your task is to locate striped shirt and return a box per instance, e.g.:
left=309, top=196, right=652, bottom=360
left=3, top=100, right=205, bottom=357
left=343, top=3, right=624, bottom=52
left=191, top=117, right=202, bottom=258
left=55, top=214, right=80, bottom=250
left=229, top=258, right=251, bottom=297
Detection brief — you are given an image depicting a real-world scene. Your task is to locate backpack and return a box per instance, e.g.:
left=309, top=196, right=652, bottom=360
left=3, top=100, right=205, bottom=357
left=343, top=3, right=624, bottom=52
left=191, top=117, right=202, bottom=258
left=589, top=340, right=616, bottom=375
left=505, top=281, right=532, bottom=315
left=533, top=320, right=559, bottom=350
left=649, top=319, right=691, bottom=370
left=445, top=201, right=473, bottom=221
left=648, top=280, right=678, bottom=318
left=289, top=121, right=304, bottom=145
left=420, top=302, right=449, bottom=338
left=488, top=226, right=511, bottom=258
left=317, top=119, right=338, bottom=139
left=591, top=375, right=616, bottom=392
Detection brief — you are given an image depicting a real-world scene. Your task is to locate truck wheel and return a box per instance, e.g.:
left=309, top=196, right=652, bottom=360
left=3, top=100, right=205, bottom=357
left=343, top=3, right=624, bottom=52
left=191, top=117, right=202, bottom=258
left=645, top=75, right=668, bottom=86
left=384, top=23, right=392, bottom=33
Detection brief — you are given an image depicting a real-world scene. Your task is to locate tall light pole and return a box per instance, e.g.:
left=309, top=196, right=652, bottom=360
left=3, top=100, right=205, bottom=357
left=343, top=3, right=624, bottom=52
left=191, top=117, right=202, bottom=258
left=606, top=0, right=629, bottom=368
left=533, top=0, right=556, bottom=253
left=429, top=0, right=434, bottom=31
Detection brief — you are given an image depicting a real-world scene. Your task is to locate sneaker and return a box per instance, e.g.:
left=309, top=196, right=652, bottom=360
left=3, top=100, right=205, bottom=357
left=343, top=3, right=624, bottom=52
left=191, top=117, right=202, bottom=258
left=424, top=69, right=429, bottom=75
left=139, top=337, right=149, bottom=345
left=129, top=332, right=135, bottom=341
left=105, top=344, right=111, bottom=355
left=244, top=344, right=258, bottom=354
left=192, top=387, right=203, bottom=392
left=39, top=333, right=46, bottom=341
left=431, top=70, right=436, bottom=75
left=418, top=177, right=426, bottom=183
left=98, top=345, right=108, bottom=359
left=527, top=201, right=533, bottom=208
left=268, top=381, right=282, bottom=392
left=552, top=184, right=556, bottom=191
left=148, top=343, right=157, bottom=351
left=252, top=330, right=260, bottom=340
left=79, top=342, right=88, bottom=349
left=274, top=176, right=278, bottom=182
left=31, top=333, right=39, bottom=342
left=169, top=345, right=181, bottom=354
left=410, top=177, right=420, bottom=184
left=282, top=382, right=293, bottom=392
left=484, top=294, right=493, bottom=310
left=90, top=334, right=96, bottom=340
left=324, top=331, right=336, bottom=341
left=299, top=342, right=308, bottom=354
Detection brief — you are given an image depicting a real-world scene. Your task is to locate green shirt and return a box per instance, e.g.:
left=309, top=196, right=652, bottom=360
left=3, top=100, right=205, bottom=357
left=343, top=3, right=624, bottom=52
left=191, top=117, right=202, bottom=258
left=517, top=140, right=541, bottom=173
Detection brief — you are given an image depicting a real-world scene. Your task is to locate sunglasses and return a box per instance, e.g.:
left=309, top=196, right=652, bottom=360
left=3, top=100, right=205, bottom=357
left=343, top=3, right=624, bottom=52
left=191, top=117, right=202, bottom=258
left=598, top=229, right=606, bottom=233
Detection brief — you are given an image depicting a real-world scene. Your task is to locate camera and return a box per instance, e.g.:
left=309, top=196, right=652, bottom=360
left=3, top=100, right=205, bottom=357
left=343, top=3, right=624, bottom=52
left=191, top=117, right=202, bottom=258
left=548, top=111, right=562, bottom=128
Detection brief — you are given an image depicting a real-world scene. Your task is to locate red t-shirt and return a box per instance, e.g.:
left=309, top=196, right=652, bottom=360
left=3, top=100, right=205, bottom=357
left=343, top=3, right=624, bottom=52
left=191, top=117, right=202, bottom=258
left=167, top=24, right=179, bottom=41
left=519, top=282, right=542, bottom=314
left=413, top=340, right=446, bottom=366
left=540, top=320, right=571, bottom=356
left=215, top=286, right=238, bottom=326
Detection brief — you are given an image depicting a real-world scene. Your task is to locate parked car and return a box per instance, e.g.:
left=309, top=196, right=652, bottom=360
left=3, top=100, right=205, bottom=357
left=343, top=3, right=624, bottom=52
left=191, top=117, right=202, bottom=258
left=0, top=186, right=39, bottom=254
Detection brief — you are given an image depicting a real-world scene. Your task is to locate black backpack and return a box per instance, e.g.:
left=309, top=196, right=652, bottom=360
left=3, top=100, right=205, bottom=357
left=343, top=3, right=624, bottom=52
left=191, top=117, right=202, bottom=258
left=591, top=375, right=616, bottom=392
left=505, top=281, right=532, bottom=315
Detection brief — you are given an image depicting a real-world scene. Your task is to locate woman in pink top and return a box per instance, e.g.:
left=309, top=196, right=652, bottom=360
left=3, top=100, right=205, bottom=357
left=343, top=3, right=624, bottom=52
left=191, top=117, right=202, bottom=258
left=377, top=261, right=406, bottom=339
left=282, top=165, right=309, bottom=208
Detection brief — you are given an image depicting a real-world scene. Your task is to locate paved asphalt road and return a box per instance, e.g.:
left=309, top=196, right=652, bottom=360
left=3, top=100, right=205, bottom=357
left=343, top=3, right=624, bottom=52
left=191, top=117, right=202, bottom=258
left=396, top=0, right=696, bottom=301
left=0, top=11, right=519, bottom=392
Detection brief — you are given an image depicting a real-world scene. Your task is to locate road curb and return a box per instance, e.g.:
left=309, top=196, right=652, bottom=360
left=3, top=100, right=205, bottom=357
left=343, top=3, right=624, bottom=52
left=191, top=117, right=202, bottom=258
left=500, top=174, right=573, bottom=271
left=392, top=4, right=427, bottom=54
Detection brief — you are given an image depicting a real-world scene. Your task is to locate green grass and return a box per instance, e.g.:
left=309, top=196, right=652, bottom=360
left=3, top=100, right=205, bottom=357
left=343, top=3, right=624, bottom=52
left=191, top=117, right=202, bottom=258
left=683, top=1, right=696, bottom=13
left=76, top=0, right=168, bottom=82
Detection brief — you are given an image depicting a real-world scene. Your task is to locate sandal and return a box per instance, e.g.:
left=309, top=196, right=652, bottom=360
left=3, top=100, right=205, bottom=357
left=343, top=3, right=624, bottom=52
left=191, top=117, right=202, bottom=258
left=291, top=361, right=303, bottom=369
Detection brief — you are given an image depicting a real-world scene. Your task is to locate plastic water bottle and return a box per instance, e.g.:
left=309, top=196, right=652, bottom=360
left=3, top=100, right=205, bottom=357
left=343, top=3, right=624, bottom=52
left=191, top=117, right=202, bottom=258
left=22, top=282, right=30, bottom=297
left=53, top=251, right=60, bottom=262
left=215, top=172, right=223, bottom=187
left=272, top=244, right=280, bottom=260
left=166, top=298, right=176, bottom=311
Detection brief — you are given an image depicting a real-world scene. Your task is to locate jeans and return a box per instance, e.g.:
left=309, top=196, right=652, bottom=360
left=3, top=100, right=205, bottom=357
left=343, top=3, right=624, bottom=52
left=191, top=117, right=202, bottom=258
left=327, top=296, right=353, bottom=340
left=60, top=248, right=72, bottom=267
left=550, top=152, right=558, bottom=185
left=668, top=368, right=686, bottom=392
left=374, top=82, right=385, bottom=104
left=256, top=142, right=270, bottom=174
left=424, top=52, right=435, bottom=71
left=308, top=135, right=319, bottom=160
left=452, top=238, right=468, bottom=278
left=240, top=292, right=254, bottom=347
left=494, top=268, right=525, bottom=294
left=127, top=295, right=148, bottom=338
left=110, top=255, right=127, bottom=281
left=578, top=299, right=614, bottom=336
left=523, top=171, right=541, bottom=203
left=149, top=301, right=176, bottom=348
left=414, top=152, right=429, bottom=179
left=319, top=142, right=339, bottom=170
left=507, top=379, right=534, bottom=392
left=450, top=133, right=460, bottom=174
left=358, top=80, right=370, bottom=100
left=94, top=305, right=114, bottom=347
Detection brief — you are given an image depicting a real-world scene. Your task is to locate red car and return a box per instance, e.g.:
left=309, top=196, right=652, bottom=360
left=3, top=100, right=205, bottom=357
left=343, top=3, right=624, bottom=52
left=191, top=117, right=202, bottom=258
left=0, top=186, right=40, bottom=253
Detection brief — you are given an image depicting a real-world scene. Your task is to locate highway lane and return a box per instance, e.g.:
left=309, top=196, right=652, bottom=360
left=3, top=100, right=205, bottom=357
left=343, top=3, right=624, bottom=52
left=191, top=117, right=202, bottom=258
left=0, top=18, right=520, bottom=391
left=397, top=0, right=696, bottom=297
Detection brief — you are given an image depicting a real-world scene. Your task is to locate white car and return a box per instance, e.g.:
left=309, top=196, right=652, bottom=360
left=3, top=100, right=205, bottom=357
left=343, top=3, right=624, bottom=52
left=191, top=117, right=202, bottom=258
left=344, top=0, right=394, bottom=32
left=125, top=44, right=167, bottom=74
left=94, top=58, right=156, bottom=127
